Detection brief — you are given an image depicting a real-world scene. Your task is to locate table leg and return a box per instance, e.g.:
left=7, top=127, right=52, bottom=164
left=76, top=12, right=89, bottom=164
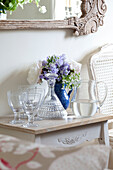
left=98, top=121, right=109, bottom=146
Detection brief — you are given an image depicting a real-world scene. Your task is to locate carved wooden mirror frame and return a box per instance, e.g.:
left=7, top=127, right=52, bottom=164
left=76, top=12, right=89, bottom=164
left=0, top=0, right=107, bottom=36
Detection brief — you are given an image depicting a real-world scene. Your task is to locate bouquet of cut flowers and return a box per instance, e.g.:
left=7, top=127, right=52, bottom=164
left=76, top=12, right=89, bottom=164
left=27, top=54, right=82, bottom=89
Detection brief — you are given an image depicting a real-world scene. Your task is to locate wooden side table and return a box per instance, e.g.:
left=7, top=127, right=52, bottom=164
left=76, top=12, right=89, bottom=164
left=0, top=112, right=112, bottom=147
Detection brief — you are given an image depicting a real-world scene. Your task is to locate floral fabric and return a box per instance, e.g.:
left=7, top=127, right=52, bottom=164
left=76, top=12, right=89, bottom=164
left=0, top=134, right=111, bottom=170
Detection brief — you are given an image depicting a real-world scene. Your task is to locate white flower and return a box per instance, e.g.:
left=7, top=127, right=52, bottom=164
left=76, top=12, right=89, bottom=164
left=0, top=142, right=15, bottom=152
left=27, top=61, right=42, bottom=85
left=14, top=143, right=38, bottom=155
left=27, top=161, right=42, bottom=169
left=69, top=60, right=82, bottom=73
left=39, top=147, right=56, bottom=158
left=0, top=135, right=18, bottom=142
left=39, top=6, right=47, bottom=14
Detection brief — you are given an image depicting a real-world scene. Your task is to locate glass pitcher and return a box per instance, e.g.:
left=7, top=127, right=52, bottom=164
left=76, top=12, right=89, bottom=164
left=71, top=80, right=107, bottom=118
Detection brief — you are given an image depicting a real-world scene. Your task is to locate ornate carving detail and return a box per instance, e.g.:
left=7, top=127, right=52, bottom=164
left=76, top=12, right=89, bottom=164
left=68, top=0, right=107, bottom=36
left=57, top=132, right=87, bottom=145
left=0, top=0, right=107, bottom=36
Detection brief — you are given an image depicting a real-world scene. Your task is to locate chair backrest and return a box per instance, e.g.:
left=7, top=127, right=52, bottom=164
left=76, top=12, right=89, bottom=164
left=88, top=44, right=113, bottom=114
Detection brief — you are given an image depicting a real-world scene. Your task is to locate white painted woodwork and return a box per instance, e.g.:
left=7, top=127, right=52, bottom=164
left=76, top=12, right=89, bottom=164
left=0, top=110, right=112, bottom=146
left=98, top=121, right=109, bottom=146
left=0, top=126, right=35, bottom=142
left=35, top=122, right=105, bottom=147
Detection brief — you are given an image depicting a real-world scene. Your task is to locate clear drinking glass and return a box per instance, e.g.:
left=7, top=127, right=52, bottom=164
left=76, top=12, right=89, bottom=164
left=71, top=80, right=107, bottom=118
left=18, top=85, right=45, bottom=120
left=20, top=92, right=41, bottom=127
left=7, top=90, right=25, bottom=124
left=38, top=73, right=67, bottom=119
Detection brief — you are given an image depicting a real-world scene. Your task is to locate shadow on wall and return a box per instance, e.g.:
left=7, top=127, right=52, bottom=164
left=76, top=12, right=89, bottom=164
left=0, top=45, right=104, bottom=116
left=64, top=29, right=75, bottom=38
left=0, top=69, right=29, bottom=115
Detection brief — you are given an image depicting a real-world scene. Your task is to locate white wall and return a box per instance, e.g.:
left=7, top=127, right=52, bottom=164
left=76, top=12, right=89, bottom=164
left=0, top=0, right=113, bottom=115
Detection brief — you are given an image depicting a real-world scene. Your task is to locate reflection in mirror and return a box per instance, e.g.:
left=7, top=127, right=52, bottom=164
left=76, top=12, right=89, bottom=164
left=65, top=0, right=82, bottom=18
left=7, top=0, right=52, bottom=20
left=7, top=0, right=82, bottom=20
left=0, top=0, right=107, bottom=36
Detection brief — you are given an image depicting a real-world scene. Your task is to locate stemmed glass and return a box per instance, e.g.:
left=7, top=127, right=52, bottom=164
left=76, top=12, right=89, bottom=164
left=20, top=92, right=41, bottom=127
left=18, top=85, right=45, bottom=120
left=7, top=90, right=25, bottom=124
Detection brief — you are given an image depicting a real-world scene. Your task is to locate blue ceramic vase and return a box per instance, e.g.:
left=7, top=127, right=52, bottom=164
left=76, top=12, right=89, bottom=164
left=54, top=83, right=73, bottom=110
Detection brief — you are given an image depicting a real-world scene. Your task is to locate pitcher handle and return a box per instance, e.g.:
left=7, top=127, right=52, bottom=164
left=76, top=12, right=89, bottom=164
left=96, top=81, right=108, bottom=107
left=68, top=86, right=73, bottom=98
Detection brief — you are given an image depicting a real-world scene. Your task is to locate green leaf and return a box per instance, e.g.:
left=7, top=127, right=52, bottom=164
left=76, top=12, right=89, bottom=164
left=35, top=0, right=39, bottom=6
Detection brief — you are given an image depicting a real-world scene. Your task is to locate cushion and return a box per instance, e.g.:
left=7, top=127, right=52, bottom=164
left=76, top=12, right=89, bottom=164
left=0, top=134, right=111, bottom=170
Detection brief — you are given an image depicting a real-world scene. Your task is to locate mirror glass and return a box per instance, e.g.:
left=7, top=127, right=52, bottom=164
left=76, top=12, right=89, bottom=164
left=7, top=0, right=82, bottom=20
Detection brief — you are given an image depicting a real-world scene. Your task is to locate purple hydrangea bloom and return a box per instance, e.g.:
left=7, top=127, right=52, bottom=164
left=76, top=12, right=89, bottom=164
left=63, top=62, right=70, bottom=68
left=49, top=63, right=56, bottom=69
left=60, top=62, right=69, bottom=70
left=51, top=68, right=59, bottom=74
left=48, top=64, right=58, bottom=74
left=39, top=74, right=44, bottom=79
left=43, top=71, right=48, bottom=75
left=38, top=54, right=81, bottom=89
left=42, top=60, right=47, bottom=67
left=44, top=76, right=49, bottom=80
left=60, top=54, right=66, bottom=61
left=57, top=76, right=62, bottom=82
left=47, top=56, right=50, bottom=60
left=63, top=70, right=70, bottom=76
left=56, top=58, right=64, bottom=67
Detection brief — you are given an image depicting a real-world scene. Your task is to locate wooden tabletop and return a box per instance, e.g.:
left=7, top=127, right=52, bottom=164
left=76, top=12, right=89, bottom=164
left=0, top=110, right=113, bottom=135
